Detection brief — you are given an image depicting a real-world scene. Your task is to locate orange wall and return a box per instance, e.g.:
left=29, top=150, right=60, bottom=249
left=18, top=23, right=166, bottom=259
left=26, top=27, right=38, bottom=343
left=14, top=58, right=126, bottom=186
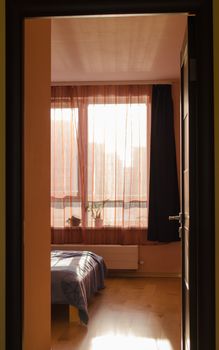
left=24, top=19, right=51, bottom=350
left=138, top=242, right=181, bottom=275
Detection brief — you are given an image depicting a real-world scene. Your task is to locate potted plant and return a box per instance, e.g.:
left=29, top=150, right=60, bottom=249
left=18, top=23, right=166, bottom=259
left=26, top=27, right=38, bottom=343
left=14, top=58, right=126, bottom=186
left=85, top=200, right=108, bottom=227
left=66, top=215, right=81, bottom=227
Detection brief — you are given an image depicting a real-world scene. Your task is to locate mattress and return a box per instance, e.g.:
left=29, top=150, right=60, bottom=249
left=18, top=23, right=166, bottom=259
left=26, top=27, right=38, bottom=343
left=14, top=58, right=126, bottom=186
left=51, top=250, right=106, bottom=324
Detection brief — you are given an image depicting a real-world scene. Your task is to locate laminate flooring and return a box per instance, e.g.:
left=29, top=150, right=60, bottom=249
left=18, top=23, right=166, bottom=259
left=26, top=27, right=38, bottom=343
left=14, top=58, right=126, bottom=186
left=51, top=277, right=181, bottom=350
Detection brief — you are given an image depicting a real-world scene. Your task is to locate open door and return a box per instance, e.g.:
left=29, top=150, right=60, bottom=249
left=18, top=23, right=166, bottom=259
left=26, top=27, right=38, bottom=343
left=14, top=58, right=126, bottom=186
left=180, top=17, right=197, bottom=350
left=169, top=16, right=197, bottom=350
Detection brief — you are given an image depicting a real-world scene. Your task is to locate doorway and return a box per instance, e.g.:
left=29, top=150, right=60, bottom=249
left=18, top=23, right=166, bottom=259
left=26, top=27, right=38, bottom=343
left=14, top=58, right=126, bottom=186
left=49, top=13, right=184, bottom=350
left=6, top=1, right=215, bottom=350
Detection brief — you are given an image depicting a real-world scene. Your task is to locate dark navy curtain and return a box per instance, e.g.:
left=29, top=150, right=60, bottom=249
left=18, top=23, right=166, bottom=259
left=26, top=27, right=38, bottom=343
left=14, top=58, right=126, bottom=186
left=148, top=85, right=180, bottom=242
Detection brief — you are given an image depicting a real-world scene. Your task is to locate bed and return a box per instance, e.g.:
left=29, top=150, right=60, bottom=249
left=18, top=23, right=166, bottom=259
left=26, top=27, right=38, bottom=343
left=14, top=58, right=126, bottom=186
left=51, top=250, right=106, bottom=325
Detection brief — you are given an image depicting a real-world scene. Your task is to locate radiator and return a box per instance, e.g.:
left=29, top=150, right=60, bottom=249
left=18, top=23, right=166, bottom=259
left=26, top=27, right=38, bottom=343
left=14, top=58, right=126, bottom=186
left=51, top=244, right=138, bottom=270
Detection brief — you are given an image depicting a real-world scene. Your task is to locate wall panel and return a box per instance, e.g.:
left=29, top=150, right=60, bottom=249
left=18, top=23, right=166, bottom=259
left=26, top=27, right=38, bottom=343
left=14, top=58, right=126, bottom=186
left=24, top=18, right=51, bottom=350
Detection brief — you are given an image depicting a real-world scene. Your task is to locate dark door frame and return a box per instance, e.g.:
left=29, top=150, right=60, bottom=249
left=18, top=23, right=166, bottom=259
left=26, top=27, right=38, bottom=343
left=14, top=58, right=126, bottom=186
left=6, top=1, right=215, bottom=349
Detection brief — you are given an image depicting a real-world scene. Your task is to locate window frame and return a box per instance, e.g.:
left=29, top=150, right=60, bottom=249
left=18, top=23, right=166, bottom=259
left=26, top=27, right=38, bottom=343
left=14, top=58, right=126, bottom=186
left=51, top=99, right=149, bottom=228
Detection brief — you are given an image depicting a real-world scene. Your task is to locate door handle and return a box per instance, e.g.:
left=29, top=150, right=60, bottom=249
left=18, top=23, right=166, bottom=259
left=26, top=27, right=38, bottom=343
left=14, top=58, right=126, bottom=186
left=169, top=215, right=180, bottom=221
left=169, top=213, right=183, bottom=225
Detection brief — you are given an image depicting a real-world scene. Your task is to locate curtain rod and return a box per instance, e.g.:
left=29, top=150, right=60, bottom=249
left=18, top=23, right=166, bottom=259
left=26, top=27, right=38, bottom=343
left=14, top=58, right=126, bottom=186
left=51, top=79, right=179, bottom=87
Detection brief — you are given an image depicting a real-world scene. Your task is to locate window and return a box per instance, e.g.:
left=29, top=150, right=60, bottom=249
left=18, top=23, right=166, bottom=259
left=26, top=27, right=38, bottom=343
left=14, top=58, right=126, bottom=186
left=87, top=103, right=147, bottom=227
left=51, top=107, right=81, bottom=227
left=51, top=85, right=151, bottom=229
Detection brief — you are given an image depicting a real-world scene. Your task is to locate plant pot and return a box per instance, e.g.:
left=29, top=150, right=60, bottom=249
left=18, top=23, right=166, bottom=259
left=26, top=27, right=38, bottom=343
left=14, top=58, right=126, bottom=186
left=95, top=218, right=103, bottom=228
left=69, top=216, right=81, bottom=227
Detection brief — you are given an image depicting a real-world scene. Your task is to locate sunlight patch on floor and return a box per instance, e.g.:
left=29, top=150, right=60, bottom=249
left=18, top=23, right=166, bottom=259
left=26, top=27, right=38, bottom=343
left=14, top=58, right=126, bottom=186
left=91, top=333, right=173, bottom=350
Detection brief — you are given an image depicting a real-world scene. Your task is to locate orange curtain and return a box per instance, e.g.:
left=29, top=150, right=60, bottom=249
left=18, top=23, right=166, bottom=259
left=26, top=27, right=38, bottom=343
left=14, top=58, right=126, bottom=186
left=51, top=85, right=152, bottom=244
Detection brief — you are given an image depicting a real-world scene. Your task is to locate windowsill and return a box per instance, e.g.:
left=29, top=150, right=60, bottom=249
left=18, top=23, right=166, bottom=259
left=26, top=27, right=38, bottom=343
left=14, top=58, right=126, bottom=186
left=51, top=226, right=148, bottom=230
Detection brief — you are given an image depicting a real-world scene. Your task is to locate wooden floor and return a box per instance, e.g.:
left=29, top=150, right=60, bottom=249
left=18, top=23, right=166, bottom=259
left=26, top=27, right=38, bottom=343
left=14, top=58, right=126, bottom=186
left=51, top=277, right=181, bottom=350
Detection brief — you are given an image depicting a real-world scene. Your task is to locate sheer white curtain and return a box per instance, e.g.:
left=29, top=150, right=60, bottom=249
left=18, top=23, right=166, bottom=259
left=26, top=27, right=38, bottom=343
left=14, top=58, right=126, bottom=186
left=87, top=102, right=148, bottom=227
left=51, top=106, right=80, bottom=227
left=51, top=85, right=151, bottom=234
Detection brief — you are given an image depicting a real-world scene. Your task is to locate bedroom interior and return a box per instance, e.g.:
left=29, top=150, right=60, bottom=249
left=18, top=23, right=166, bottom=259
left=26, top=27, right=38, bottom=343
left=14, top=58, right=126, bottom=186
left=50, top=14, right=185, bottom=275
left=24, top=13, right=187, bottom=350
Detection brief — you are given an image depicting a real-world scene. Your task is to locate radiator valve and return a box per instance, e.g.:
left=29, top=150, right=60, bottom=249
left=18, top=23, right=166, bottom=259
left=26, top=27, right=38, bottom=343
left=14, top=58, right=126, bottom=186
left=139, top=260, right=144, bottom=265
